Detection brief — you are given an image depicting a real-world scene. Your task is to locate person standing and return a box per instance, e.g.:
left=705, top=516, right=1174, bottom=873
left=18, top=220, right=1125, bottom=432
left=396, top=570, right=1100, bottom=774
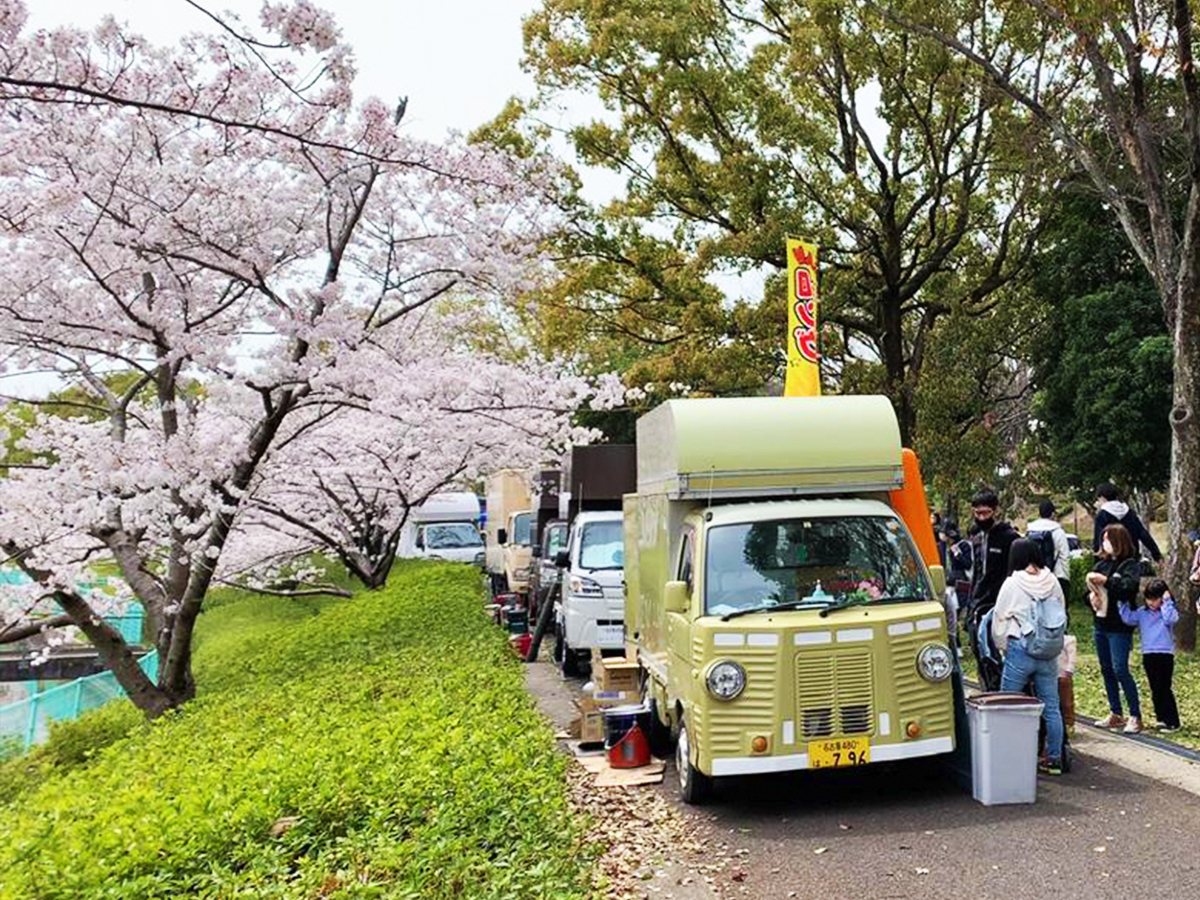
left=1088, top=523, right=1144, bottom=733
left=1027, top=499, right=1071, bottom=597
left=966, top=488, right=1020, bottom=691
left=1092, top=483, right=1162, bottom=562
left=1119, top=581, right=1181, bottom=733
left=991, top=539, right=1066, bottom=775
left=945, top=522, right=972, bottom=611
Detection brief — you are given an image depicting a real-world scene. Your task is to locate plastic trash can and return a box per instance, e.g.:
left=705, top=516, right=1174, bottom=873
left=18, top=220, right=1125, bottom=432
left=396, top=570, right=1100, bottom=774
left=965, top=692, right=1045, bottom=806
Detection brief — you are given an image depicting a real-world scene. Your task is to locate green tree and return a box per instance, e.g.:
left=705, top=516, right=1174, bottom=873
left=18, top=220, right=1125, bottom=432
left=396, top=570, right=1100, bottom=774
left=504, top=0, right=1050, bottom=446
left=885, top=0, right=1200, bottom=649
left=1030, top=190, right=1173, bottom=497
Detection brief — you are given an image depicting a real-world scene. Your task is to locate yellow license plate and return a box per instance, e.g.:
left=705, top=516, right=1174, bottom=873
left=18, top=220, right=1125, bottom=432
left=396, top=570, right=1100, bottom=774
left=807, top=737, right=870, bottom=769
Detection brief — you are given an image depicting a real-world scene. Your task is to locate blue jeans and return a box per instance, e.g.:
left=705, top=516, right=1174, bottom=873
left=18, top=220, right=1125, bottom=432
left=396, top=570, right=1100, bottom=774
left=1000, top=641, right=1064, bottom=765
left=1094, top=628, right=1141, bottom=718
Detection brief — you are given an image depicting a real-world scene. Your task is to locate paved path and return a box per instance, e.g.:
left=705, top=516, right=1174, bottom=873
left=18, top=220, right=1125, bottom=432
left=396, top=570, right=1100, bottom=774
left=526, top=658, right=1200, bottom=900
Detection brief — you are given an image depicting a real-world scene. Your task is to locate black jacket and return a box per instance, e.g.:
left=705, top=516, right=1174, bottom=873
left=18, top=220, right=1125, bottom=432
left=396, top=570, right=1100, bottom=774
left=968, top=521, right=1020, bottom=614
left=1093, top=504, right=1162, bottom=561
left=1092, top=556, right=1140, bottom=633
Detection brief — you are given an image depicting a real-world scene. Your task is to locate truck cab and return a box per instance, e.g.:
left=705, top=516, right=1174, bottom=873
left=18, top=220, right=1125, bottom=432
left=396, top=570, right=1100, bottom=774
left=555, top=510, right=626, bottom=674
left=399, top=492, right=484, bottom=566
left=624, top=396, right=957, bottom=803
left=499, top=510, right=534, bottom=596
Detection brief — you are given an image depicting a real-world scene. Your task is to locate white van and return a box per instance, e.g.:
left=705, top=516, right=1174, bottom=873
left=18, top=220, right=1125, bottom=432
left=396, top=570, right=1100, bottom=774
left=555, top=510, right=625, bottom=674
left=399, top=492, right=485, bottom=566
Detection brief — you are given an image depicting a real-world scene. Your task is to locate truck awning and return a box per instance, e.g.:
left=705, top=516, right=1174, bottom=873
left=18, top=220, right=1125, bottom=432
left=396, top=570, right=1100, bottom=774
left=635, top=396, right=903, bottom=499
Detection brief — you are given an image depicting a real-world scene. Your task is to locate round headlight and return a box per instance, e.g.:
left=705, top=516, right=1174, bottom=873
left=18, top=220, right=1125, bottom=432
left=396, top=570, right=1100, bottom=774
left=705, top=660, right=746, bottom=700
left=917, top=643, right=953, bottom=682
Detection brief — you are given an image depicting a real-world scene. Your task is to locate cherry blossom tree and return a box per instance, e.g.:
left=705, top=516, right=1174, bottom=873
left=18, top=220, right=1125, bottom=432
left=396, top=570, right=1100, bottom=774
left=223, top=307, right=622, bottom=590
left=0, top=1, right=578, bottom=717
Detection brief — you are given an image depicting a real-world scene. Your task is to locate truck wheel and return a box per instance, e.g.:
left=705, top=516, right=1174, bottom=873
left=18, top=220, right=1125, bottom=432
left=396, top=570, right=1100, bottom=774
left=560, top=639, right=581, bottom=677
left=675, top=719, right=712, bottom=804
left=643, top=696, right=674, bottom=759
left=551, top=622, right=564, bottom=664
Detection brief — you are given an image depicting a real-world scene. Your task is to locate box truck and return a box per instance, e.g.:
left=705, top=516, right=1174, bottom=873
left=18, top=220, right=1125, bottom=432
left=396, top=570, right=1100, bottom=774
left=623, top=396, right=956, bottom=802
left=484, top=470, right=534, bottom=597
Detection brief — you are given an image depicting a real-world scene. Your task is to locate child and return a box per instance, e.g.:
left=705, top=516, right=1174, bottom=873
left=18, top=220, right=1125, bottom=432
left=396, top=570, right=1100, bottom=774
left=1119, top=580, right=1181, bottom=733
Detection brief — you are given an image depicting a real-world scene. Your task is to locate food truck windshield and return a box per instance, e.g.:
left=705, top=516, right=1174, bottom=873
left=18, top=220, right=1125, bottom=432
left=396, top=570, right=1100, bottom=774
left=704, top=516, right=933, bottom=616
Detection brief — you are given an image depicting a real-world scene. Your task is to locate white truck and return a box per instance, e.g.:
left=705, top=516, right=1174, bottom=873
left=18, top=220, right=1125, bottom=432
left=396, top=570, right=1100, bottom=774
left=398, top=492, right=485, bottom=566
left=552, top=444, right=637, bottom=675
left=555, top=510, right=627, bottom=674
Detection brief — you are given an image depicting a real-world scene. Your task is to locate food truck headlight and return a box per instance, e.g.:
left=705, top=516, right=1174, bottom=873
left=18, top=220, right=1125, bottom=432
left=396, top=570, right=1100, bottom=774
left=917, top=643, right=953, bottom=682
left=705, top=660, right=746, bottom=700
left=569, top=574, right=604, bottom=596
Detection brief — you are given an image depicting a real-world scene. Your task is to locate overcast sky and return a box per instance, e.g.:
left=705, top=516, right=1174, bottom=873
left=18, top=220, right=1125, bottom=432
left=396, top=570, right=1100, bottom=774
left=29, top=0, right=544, bottom=141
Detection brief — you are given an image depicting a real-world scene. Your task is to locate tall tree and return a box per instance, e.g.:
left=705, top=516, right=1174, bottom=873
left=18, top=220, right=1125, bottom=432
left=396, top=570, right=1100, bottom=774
left=0, top=3, right=566, bottom=715
left=886, top=0, right=1200, bottom=649
left=505, top=0, right=1049, bottom=443
left=1030, top=187, right=1173, bottom=498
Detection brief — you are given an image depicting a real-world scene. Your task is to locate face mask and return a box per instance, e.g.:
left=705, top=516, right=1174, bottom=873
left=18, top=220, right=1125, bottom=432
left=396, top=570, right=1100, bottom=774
left=1102, top=538, right=1114, bottom=555
left=977, top=517, right=995, bottom=532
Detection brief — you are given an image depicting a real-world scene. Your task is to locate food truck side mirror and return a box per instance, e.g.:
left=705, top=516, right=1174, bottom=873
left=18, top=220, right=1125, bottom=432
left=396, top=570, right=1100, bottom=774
left=554, top=549, right=570, bottom=568
left=664, top=580, right=690, bottom=613
left=497, top=527, right=508, bottom=545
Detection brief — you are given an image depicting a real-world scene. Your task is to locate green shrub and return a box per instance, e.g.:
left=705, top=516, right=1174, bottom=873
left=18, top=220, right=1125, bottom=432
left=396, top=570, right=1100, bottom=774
left=1068, top=552, right=1096, bottom=611
left=0, top=562, right=593, bottom=899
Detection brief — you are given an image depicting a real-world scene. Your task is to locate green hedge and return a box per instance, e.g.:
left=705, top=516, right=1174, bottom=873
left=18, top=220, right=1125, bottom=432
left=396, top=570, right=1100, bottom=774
left=0, top=562, right=594, bottom=899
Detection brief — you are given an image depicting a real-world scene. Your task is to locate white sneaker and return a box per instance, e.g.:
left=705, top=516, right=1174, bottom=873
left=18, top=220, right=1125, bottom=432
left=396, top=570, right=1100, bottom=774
left=1123, top=717, right=1143, bottom=734
left=1094, top=713, right=1125, bottom=729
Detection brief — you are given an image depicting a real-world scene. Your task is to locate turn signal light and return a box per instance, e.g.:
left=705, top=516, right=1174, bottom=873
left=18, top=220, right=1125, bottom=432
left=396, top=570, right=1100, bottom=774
left=905, top=720, right=923, bottom=739
left=751, top=735, right=769, bottom=753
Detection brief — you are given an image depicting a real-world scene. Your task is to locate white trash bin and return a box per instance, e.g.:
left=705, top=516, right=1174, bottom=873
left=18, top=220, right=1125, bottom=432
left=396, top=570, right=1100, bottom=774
left=966, top=692, right=1045, bottom=806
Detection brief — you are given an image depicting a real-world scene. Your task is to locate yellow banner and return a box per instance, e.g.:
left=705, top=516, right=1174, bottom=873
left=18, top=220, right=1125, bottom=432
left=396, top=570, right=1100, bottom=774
left=784, top=238, right=821, bottom=397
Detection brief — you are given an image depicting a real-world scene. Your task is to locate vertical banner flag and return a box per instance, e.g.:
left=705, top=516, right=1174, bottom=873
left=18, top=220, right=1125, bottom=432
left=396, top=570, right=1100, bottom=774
left=784, top=237, right=821, bottom=397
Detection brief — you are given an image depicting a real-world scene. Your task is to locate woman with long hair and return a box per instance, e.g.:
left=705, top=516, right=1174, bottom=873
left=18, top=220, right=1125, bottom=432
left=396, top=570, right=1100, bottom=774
left=1087, top=523, right=1143, bottom=733
left=992, top=539, right=1066, bottom=775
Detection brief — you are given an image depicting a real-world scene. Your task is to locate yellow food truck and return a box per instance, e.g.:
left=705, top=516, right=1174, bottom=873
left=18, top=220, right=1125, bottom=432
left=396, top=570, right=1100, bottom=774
left=623, top=396, right=957, bottom=802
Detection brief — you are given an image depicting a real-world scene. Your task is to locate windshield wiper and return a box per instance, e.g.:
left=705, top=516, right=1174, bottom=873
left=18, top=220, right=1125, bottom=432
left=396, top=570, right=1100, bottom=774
left=819, top=594, right=932, bottom=617
left=721, top=599, right=822, bottom=622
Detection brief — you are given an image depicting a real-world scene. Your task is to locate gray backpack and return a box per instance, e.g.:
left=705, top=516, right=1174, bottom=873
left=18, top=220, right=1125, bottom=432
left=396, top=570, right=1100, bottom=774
left=1024, top=592, right=1067, bottom=660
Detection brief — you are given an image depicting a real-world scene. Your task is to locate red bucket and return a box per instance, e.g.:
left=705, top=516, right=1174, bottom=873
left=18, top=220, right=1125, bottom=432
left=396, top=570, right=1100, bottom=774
left=604, top=705, right=652, bottom=768
left=509, top=632, right=533, bottom=658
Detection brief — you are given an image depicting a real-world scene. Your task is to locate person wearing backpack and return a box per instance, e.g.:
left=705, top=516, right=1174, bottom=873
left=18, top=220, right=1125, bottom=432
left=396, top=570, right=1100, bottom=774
left=991, top=538, right=1066, bottom=776
left=1087, top=523, right=1144, bottom=733
left=1027, top=499, right=1071, bottom=597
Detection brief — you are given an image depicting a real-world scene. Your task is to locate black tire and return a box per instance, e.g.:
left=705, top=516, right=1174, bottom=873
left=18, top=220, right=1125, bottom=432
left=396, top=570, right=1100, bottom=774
left=560, top=638, right=581, bottom=677
left=643, top=695, right=674, bottom=759
left=551, top=621, right=565, bottom=664
left=489, top=572, right=509, bottom=597
left=675, top=718, right=712, bottom=804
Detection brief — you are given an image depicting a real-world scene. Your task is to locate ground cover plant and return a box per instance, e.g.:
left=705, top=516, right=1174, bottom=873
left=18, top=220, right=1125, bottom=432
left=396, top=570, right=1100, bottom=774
left=0, top=562, right=594, bottom=899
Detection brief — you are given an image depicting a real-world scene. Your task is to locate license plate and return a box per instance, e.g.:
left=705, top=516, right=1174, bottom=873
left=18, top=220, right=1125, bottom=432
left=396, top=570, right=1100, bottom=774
left=807, top=737, right=870, bottom=769
left=597, top=624, right=624, bottom=646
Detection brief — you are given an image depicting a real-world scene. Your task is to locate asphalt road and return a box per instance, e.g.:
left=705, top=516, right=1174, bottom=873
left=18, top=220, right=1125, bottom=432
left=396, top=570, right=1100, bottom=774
left=526, top=657, right=1200, bottom=900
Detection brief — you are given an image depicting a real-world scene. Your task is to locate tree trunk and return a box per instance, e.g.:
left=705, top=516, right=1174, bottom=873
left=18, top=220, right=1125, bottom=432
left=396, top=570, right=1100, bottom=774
left=880, top=296, right=917, bottom=446
left=1168, top=278, right=1200, bottom=652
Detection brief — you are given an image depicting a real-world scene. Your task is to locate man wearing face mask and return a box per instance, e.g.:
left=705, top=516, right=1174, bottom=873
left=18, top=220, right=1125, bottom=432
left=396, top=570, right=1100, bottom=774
left=965, top=488, right=1020, bottom=690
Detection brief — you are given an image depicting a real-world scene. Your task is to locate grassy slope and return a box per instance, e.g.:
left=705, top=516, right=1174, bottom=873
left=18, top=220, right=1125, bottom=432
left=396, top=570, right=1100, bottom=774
left=0, top=562, right=593, bottom=900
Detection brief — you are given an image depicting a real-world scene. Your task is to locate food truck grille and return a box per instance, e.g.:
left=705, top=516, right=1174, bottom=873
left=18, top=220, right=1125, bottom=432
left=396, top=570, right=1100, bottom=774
left=794, top=648, right=874, bottom=739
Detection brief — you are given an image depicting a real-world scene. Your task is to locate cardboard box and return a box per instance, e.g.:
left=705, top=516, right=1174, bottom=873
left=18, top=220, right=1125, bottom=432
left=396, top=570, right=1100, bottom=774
left=596, top=656, right=640, bottom=694
left=574, top=694, right=625, bottom=745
